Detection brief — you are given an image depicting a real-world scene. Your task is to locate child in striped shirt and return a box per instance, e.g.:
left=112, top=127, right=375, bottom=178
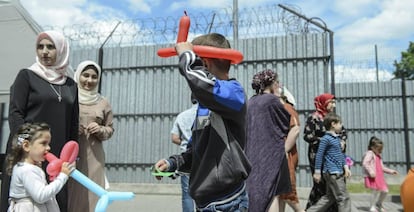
left=306, top=113, right=353, bottom=212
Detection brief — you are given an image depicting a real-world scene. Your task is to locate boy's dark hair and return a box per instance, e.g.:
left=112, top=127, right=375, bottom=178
left=191, top=33, right=231, bottom=49
left=191, top=33, right=231, bottom=72
left=323, top=112, right=341, bottom=130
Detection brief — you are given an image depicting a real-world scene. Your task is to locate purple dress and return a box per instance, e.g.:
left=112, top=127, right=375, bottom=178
left=246, top=94, right=291, bottom=212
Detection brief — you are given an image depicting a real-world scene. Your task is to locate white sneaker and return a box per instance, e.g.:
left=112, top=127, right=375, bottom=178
left=369, top=206, right=378, bottom=212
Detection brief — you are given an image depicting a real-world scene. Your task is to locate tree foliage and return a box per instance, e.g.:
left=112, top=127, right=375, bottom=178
left=393, top=42, right=414, bottom=80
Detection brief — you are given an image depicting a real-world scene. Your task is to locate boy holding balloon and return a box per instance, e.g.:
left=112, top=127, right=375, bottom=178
left=154, top=32, right=251, bottom=211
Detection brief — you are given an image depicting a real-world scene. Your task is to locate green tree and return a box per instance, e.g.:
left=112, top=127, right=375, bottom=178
left=393, top=41, right=414, bottom=80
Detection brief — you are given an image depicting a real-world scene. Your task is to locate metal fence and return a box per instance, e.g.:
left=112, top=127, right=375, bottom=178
left=62, top=41, right=414, bottom=186
left=1, top=4, right=411, bottom=188
left=72, top=33, right=333, bottom=185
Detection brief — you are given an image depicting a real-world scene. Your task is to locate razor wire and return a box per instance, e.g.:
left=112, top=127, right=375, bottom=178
left=41, top=3, right=399, bottom=81
left=42, top=4, right=309, bottom=49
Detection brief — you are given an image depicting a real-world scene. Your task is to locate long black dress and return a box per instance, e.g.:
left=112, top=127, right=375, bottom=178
left=246, top=94, right=291, bottom=212
left=1, top=69, right=79, bottom=212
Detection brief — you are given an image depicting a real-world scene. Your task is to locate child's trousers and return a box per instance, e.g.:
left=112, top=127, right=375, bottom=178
left=306, top=173, right=352, bottom=212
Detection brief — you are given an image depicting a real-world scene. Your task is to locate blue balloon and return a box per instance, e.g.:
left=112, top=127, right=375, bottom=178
left=70, top=169, right=135, bottom=212
left=95, top=195, right=109, bottom=212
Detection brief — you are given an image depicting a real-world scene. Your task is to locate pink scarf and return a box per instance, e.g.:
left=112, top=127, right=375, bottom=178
left=28, top=30, right=71, bottom=85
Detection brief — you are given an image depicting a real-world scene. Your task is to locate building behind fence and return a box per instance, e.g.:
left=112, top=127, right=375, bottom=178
left=1, top=4, right=412, bottom=187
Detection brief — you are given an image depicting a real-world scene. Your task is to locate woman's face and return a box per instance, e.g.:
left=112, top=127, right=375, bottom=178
left=326, top=99, right=336, bottom=113
left=79, top=68, right=99, bottom=91
left=36, top=39, right=57, bottom=66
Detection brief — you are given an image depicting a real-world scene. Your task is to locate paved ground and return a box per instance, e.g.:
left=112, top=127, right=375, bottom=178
left=107, top=194, right=404, bottom=212
left=0, top=181, right=403, bottom=211
left=107, top=184, right=403, bottom=212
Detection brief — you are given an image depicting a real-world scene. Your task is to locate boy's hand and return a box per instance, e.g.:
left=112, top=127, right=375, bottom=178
left=175, top=42, right=193, bottom=55
left=153, top=159, right=169, bottom=180
left=313, top=173, right=321, bottom=183
left=344, top=166, right=352, bottom=178
left=391, top=170, right=398, bottom=175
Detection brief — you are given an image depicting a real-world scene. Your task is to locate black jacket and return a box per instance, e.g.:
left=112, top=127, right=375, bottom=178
left=167, top=51, right=251, bottom=207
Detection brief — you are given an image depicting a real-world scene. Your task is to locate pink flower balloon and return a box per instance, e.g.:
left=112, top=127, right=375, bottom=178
left=45, top=140, right=78, bottom=181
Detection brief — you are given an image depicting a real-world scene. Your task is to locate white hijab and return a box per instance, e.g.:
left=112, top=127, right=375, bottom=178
left=28, top=30, right=71, bottom=85
left=279, top=86, right=296, bottom=106
left=74, top=60, right=102, bottom=105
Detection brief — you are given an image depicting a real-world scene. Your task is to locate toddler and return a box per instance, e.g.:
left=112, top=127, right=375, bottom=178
left=6, top=123, right=74, bottom=212
left=362, top=136, right=398, bottom=212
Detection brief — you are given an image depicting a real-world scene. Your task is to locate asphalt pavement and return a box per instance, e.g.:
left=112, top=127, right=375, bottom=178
left=0, top=182, right=403, bottom=211
left=107, top=184, right=403, bottom=212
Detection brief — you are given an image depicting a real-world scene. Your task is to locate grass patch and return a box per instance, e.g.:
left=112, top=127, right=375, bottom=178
left=347, top=183, right=400, bottom=195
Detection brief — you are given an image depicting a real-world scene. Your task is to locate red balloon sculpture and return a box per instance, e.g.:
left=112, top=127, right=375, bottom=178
left=176, top=11, right=190, bottom=43
left=45, top=140, right=78, bottom=181
left=157, top=11, right=244, bottom=64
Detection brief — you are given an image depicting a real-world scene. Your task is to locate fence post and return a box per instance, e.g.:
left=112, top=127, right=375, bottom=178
left=401, top=76, right=411, bottom=171
left=278, top=4, right=335, bottom=94
left=98, top=21, right=121, bottom=93
left=232, top=0, right=239, bottom=49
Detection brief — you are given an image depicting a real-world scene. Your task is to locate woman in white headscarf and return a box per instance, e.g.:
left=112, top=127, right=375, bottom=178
left=68, top=60, right=114, bottom=212
left=278, top=86, right=304, bottom=212
left=1, top=30, right=79, bottom=212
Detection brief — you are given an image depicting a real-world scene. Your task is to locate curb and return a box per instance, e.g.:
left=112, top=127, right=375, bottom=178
left=109, top=183, right=401, bottom=203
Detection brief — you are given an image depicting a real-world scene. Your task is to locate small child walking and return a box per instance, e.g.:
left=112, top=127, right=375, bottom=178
left=6, top=123, right=75, bottom=212
left=306, top=113, right=353, bottom=212
left=362, top=136, right=398, bottom=212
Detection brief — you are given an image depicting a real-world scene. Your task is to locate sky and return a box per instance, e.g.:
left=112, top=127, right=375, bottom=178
left=18, top=0, right=414, bottom=82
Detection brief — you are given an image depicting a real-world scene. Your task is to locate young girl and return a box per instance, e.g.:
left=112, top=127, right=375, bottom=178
left=6, top=122, right=75, bottom=212
left=362, top=136, right=398, bottom=212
